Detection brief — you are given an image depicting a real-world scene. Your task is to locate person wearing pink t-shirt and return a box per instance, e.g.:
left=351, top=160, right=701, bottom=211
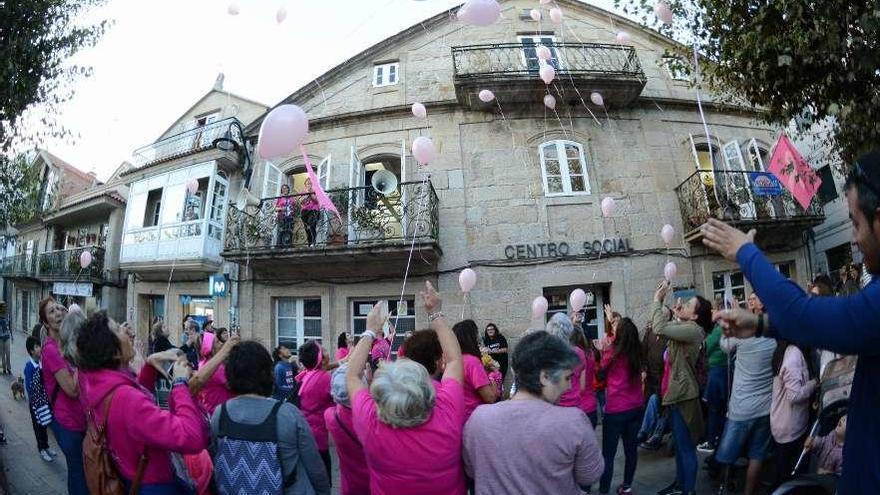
left=346, top=282, right=466, bottom=495
left=189, top=330, right=238, bottom=415
left=39, top=297, right=89, bottom=495
left=297, top=340, right=334, bottom=482
left=335, top=332, right=352, bottom=361
left=596, top=318, right=644, bottom=495
left=300, top=178, right=320, bottom=246
left=452, top=320, right=497, bottom=418
left=325, top=364, right=370, bottom=495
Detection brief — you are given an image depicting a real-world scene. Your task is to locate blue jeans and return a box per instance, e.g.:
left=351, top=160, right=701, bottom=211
left=715, top=415, right=772, bottom=464
left=639, top=394, right=668, bottom=439
left=599, top=407, right=642, bottom=493
left=703, top=366, right=729, bottom=445
left=50, top=421, right=89, bottom=495
left=669, top=406, right=698, bottom=492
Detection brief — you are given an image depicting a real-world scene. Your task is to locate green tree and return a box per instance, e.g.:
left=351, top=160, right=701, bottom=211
left=0, top=154, right=41, bottom=228
left=615, top=0, right=880, bottom=163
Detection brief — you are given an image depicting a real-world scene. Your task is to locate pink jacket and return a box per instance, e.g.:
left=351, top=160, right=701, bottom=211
left=558, top=346, right=587, bottom=408
left=297, top=369, right=333, bottom=451
left=770, top=346, right=817, bottom=443
left=580, top=349, right=598, bottom=414
left=601, top=348, right=643, bottom=414
left=80, top=366, right=209, bottom=484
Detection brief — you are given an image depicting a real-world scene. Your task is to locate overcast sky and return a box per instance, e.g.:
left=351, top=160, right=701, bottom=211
left=34, top=0, right=619, bottom=180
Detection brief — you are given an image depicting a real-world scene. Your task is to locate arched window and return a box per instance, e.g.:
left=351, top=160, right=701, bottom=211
left=538, top=140, right=590, bottom=196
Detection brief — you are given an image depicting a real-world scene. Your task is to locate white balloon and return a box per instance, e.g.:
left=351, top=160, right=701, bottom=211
left=536, top=45, right=552, bottom=61
left=601, top=196, right=616, bottom=217
left=655, top=2, right=673, bottom=24
left=186, top=178, right=199, bottom=195
left=411, top=136, right=436, bottom=165
left=531, top=297, right=549, bottom=319
left=549, top=7, right=563, bottom=23
left=615, top=31, right=631, bottom=43
left=276, top=7, right=287, bottom=24
left=478, top=89, right=495, bottom=102
left=590, top=92, right=604, bottom=106
left=539, top=0, right=552, bottom=4
left=660, top=224, right=675, bottom=245
left=459, top=268, right=477, bottom=293
left=543, top=94, right=556, bottom=110
left=529, top=8, right=542, bottom=21
left=539, top=65, right=556, bottom=84
left=664, top=261, right=678, bottom=281
left=411, top=102, right=427, bottom=119
left=457, top=0, right=501, bottom=26
left=227, top=2, right=239, bottom=15
left=570, top=289, right=587, bottom=312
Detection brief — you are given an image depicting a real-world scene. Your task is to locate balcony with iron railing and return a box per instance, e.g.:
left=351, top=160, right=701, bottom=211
left=223, top=182, right=441, bottom=277
left=451, top=43, right=647, bottom=109
left=131, top=117, right=244, bottom=169
left=0, top=254, right=38, bottom=278
left=676, top=170, right=825, bottom=243
left=38, top=246, right=107, bottom=283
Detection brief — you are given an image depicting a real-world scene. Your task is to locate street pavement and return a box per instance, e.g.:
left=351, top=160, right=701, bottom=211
left=0, top=332, right=726, bottom=494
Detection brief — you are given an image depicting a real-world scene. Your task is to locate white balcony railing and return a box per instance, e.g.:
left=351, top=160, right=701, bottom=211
left=120, top=217, right=224, bottom=266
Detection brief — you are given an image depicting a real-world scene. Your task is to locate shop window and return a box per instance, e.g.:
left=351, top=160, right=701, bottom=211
left=351, top=298, right=416, bottom=353
left=275, top=298, right=322, bottom=351
left=712, top=270, right=745, bottom=307
left=539, top=140, right=591, bottom=196
left=542, top=285, right=607, bottom=340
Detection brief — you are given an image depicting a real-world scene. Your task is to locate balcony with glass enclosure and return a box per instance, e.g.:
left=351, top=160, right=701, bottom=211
left=131, top=117, right=245, bottom=170
left=120, top=160, right=229, bottom=276
left=452, top=42, right=646, bottom=109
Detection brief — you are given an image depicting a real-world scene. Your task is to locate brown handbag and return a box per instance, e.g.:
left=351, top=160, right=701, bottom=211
left=83, top=386, right=149, bottom=495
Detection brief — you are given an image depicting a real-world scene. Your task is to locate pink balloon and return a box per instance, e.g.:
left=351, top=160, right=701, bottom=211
left=590, top=92, right=604, bottom=106
left=661, top=224, right=675, bottom=245
left=411, top=102, right=427, bottom=119
left=539, top=65, right=556, bottom=85
left=68, top=303, right=82, bottom=314
left=275, top=7, right=287, bottom=23
left=478, top=89, right=495, bottom=103
left=601, top=197, right=616, bottom=217
left=536, top=45, right=552, bottom=61
left=543, top=94, right=556, bottom=110
left=457, top=0, right=501, bottom=26
left=616, top=31, right=631, bottom=43
left=80, top=250, right=93, bottom=269
left=186, top=178, right=199, bottom=195
left=549, top=7, right=563, bottom=23
left=459, top=268, right=477, bottom=293
left=539, top=0, right=551, bottom=4
left=227, top=3, right=239, bottom=15
left=411, top=136, right=436, bottom=165
left=664, top=261, right=678, bottom=281
left=257, top=104, right=309, bottom=160
left=531, top=297, right=549, bottom=318
left=655, top=2, right=673, bottom=24
left=529, top=8, right=542, bottom=21
left=570, top=289, right=587, bottom=312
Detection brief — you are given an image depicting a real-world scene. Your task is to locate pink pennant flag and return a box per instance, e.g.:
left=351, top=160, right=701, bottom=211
left=300, top=145, right=341, bottom=220
left=767, top=134, right=822, bottom=210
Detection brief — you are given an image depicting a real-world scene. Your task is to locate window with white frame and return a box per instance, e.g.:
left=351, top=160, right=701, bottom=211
left=775, top=261, right=794, bottom=280
left=372, top=62, right=400, bottom=87
left=712, top=270, right=745, bottom=307
left=351, top=298, right=416, bottom=353
left=663, top=57, right=690, bottom=82
left=275, top=298, right=322, bottom=351
left=519, top=35, right=561, bottom=71
left=539, top=140, right=590, bottom=196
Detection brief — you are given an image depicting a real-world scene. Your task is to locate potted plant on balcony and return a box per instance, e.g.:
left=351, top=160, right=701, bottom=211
left=326, top=191, right=349, bottom=245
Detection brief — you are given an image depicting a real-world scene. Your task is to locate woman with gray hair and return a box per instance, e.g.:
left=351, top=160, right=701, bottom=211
left=325, top=364, right=369, bottom=495
left=346, top=281, right=465, bottom=495
left=59, top=308, right=87, bottom=365
left=463, top=331, right=604, bottom=494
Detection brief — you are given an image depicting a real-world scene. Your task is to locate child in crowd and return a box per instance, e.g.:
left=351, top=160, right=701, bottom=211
left=23, top=336, right=57, bottom=462
left=805, top=415, right=846, bottom=476
left=482, top=354, right=503, bottom=399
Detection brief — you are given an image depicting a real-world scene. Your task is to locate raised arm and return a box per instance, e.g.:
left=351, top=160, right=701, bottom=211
left=422, top=281, right=463, bottom=384
left=651, top=281, right=703, bottom=343
left=188, top=335, right=239, bottom=395
left=346, top=303, right=383, bottom=398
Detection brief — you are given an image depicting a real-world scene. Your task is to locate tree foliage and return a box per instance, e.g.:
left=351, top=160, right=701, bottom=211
left=0, top=154, right=42, bottom=228
left=615, top=0, right=880, bottom=163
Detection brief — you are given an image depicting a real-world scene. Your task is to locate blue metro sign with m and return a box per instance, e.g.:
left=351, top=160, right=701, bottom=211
left=209, top=275, right=228, bottom=297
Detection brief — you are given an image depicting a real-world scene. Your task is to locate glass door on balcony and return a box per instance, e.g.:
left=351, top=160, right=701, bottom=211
left=348, top=147, right=366, bottom=243
left=721, top=140, right=757, bottom=219
left=519, top=35, right=561, bottom=72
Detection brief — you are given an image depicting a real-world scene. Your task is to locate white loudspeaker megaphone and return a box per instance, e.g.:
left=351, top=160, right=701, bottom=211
left=235, top=187, right=260, bottom=210
left=371, top=169, right=399, bottom=196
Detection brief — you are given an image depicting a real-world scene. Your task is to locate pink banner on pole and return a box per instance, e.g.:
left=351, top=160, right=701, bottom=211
left=767, top=134, right=821, bottom=210
left=300, top=145, right=341, bottom=220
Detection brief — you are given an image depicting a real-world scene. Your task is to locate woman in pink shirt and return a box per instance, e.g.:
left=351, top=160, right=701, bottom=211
left=545, top=314, right=589, bottom=411
left=770, top=341, right=818, bottom=485
left=297, top=340, right=334, bottom=482
left=300, top=178, right=320, bottom=246
left=336, top=331, right=352, bottom=361
left=596, top=318, right=644, bottom=495
left=189, top=329, right=238, bottom=415
left=39, top=298, right=89, bottom=495
left=325, top=364, right=370, bottom=495
left=77, top=311, right=208, bottom=494
left=452, top=319, right=497, bottom=418
left=346, top=281, right=466, bottom=495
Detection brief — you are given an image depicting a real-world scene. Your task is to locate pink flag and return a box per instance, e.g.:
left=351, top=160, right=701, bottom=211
left=767, top=134, right=821, bottom=210
left=300, top=145, right=340, bottom=220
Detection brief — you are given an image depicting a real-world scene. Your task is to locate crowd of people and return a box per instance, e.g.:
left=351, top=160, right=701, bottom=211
left=3, top=149, right=878, bottom=495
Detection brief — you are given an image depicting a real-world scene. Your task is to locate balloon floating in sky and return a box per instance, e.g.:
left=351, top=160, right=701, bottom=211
left=655, top=2, right=673, bottom=24
left=543, top=94, right=557, bottom=110
left=459, top=268, right=477, bottom=293
left=540, top=0, right=552, bottom=4
left=412, top=136, right=436, bottom=165
left=258, top=104, right=309, bottom=160
left=457, top=0, right=501, bottom=27
left=570, top=289, right=587, bottom=312
left=601, top=197, right=616, bottom=217
left=664, top=261, right=678, bottom=281
left=661, top=224, right=675, bottom=245
left=478, top=89, right=495, bottom=103
left=529, top=8, right=542, bottom=21
left=186, top=178, right=199, bottom=195
left=549, top=7, right=563, bottom=23
left=536, top=45, right=552, bottom=61
left=616, top=31, right=631, bottom=43
left=276, top=7, right=287, bottom=24
left=227, top=3, right=239, bottom=15
left=411, top=102, right=427, bottom=119
left=531, top=297, right=549, bottom=318
left=80, top=250, right=93, bottom=269
left=590, top=92, right=604, bottom=107
left=539, top=65, right=556, bottom=84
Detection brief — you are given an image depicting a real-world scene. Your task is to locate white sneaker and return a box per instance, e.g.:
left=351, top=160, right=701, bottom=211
left=47, top=448, right=59, bottom=457
left=696, top=441, right=716, bottom=453
left=40, top=450, right=53, bottom=462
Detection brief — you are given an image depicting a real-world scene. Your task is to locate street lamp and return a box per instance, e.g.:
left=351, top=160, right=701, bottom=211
left=212, top=120, right=254, bottom=188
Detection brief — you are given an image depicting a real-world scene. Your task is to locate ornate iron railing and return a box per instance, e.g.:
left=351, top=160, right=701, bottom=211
left=132, top=117, right=244, bottom=168
left=38, top=246, right=106, bottom=280
left=223, top=181, right=440, bottom=254
left=675, top=170, right=825, bottom=233
left=0, top=254, right=38, bottom=277
left=452, top=42, right=645, bottom=81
